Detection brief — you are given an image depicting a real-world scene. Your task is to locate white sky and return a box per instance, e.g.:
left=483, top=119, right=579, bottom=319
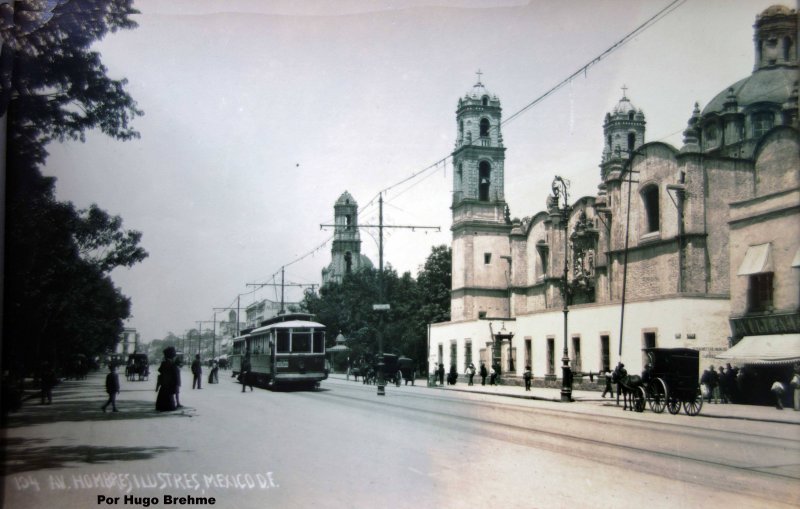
left=42, top=0, right=780, bottom=341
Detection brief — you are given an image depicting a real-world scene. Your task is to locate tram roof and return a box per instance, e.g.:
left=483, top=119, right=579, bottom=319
left=251, top=320, right=325, bottom=334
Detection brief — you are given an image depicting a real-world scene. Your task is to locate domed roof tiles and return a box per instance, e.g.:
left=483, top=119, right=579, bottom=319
left=701, top=67, right=797, bottom=117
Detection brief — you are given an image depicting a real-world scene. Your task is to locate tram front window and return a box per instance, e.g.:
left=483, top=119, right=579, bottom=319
left=313, top=331, right=325, bottom=353
left=292, top=329, right=312, bottom=352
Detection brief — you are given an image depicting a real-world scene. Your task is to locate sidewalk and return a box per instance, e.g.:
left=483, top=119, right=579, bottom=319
left=328, top=373, right=800, bottom=426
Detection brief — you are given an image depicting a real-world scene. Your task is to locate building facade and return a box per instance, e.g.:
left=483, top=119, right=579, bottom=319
left=429, top=5, right=799, bottom=389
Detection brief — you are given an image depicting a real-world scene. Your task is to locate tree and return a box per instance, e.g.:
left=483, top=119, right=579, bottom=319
left=2, top=1, right=145, bottom=377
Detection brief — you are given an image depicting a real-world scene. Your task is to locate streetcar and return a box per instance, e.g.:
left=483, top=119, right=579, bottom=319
left=229, top=313, right=327, bottom=390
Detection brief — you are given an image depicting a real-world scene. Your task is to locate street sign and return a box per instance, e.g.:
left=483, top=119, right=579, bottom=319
left=372, top=304, right=390, bottom=311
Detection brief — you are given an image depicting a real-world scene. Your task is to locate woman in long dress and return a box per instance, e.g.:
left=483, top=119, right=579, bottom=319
left=156, top=347, right=180, bottom=411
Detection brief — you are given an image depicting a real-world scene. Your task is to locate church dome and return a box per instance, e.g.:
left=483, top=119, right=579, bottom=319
left=613, top=95, right=637, bottom=115
left=701, top=67, right=797, bottom=117
left=335, top=191, right=356, bottom=206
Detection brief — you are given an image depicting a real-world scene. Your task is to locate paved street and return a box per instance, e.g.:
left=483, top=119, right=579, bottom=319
left=2, top=369, right=799, bottom=508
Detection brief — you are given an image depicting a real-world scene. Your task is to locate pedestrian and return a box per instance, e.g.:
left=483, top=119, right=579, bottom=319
left=447, top=364, right=458, bottom=385
left=240, top=354, right=253, bottom=392
left=102, top=364, right=120, bottom=413
left=771, top=379, right=786, bottom=410
left=467, top=363, right=476, bottom=386
left=212, top=360, right=219, bottom=384
left=437, top=363, right=445, bottom=386
left=717, top=366, right=728, bottom=403
left=523, top=365, right=532, bottom=391
left=613, top=362, right=627, bottom=406
left=191, top=354, right=202, bottom=390
left=39, top=362, right=56, bottom=405
left=700, top=366, right=716, bottom=403
left=602, top=369, right=614, bottom=398
left=480, top=361, right=488, bottom=386
left=489, top=364, right=497, bottom=386
left=156, top=347, right=180, bottom=411
left=724, top=363, right=738, bottom=403
left=792, top=364, right=800, bottom=411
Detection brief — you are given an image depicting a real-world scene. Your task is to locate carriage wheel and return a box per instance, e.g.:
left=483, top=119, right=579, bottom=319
left=667, top=396, right=682, bottom=415
left=683, top=388, right=704, bottom=416
left=648, top=378, right=668, bottom=414
left=633, top=386, right=647, bottom=412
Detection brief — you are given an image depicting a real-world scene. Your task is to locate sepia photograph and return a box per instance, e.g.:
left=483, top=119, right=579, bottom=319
left=1, top=0, right=798, bottom=507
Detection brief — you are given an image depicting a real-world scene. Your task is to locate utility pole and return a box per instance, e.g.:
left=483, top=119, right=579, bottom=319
left=321, top=192, right=439, bottom=396
left=195, top=321, right=216, bottom=359
left=246, top=272, right=318, bottom=316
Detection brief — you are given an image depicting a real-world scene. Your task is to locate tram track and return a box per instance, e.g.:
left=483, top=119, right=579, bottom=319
left=301, top=381, right=800, bottom=506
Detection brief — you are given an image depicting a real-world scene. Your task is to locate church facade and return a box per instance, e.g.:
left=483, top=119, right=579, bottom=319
left=429, top=5, right=799, bottom=386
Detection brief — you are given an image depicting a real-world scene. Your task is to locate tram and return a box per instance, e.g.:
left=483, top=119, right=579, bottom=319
left=229, top=313, right=327, bottom=389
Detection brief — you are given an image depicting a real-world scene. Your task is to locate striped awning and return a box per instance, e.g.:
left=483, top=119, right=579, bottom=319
left=716, top=334, right=800, bottom=365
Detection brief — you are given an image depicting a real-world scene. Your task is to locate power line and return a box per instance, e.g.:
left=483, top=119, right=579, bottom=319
left=226, top=0, right=687, bottom=309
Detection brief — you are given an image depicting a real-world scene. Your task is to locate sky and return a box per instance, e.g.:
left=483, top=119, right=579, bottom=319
left=41, top=0, right=781, bottom=342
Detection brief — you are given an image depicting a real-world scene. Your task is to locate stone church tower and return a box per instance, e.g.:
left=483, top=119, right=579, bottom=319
left=450, top=76, right=513, bottom=321
left=321, top=191, right=373, bottom=285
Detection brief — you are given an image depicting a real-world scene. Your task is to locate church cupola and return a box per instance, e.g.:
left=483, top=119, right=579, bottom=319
left=753, top=5, right=798, bottom=71
left=321, top=191, right=373, bottom=285
left=452, top=71, right=506, bottom=209
left=601, top=88, right=646, bottom=167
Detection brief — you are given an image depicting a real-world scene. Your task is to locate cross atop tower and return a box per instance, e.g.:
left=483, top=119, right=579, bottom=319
left=621, top=84, right=628, bottom=99
left=476, top=69, right=483, bottom=85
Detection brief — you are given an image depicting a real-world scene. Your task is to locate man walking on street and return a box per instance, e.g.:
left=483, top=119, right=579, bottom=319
left=102, top=364, right=120, bottom=412
left=191, top=354, right=202, bottom=390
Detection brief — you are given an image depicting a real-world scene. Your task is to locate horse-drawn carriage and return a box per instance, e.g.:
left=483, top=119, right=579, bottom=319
left=125, top=353, right=150, bottom=382
left=618, top=348, right=703, bottom=416
left=353, top=354, right=408, bottom=386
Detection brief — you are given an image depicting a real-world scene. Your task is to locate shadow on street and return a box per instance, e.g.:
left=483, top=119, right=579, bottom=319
left=1, top=436, right=178, bottom=474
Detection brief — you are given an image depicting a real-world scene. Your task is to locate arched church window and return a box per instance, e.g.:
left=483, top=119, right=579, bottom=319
left=479, top=118, right=490, bottom=138
left=641, top=184, right=660, bottom=233
left=627, top=132, right=636, bottom=153
left=607, top=135, right=612, bottom=149
left=345, top=214, right=352, bottom=230
left=628, top=111, right=635, bottom=121
left=783, top=37, right=792, bottom=62
left=344, top=252, right=353, bottom=274
left=482, top=96, right=489, bottom=106
left=479, top=161, right=491, bottom=201
left=459, top=120, right=463, bottom=134
left=752, top=112, right=773, bottom=138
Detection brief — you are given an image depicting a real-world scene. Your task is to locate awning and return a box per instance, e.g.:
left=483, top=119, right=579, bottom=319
left=737, top=243, right=772, bottom=276
left=326, top=345, right=350, bottom=352
left=716, top=334, right=800, bottom=365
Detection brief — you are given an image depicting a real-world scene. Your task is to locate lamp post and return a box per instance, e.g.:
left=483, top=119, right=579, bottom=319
left=550, top=175, right=573, bottom=402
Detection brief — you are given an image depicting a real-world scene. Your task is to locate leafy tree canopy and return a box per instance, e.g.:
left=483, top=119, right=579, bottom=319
left=2, top=0, right=146, bottom=377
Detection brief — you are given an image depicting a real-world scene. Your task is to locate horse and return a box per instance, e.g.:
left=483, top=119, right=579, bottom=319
left=617, top=374, right=644, bottom=411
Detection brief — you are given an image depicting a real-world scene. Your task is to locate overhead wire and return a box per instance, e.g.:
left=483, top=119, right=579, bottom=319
left=227, top=0, right=687, bottom=306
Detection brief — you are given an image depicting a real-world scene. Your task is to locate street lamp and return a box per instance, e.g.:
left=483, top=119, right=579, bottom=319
left=550, top=175, right=573, bottom=402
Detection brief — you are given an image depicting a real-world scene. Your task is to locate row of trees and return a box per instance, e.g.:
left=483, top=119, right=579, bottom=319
left=2, top=1, right=147, bottom=379
left=301, top=245, right=451, bottom=373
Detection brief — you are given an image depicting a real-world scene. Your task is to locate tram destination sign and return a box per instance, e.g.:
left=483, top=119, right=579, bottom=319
left=372, top=304, right=390, bottom=311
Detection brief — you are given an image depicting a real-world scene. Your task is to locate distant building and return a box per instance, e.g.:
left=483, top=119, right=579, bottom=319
left=116, top=327, right=140, bottom=356
left=244, top=298, right=299, bottom=330
left=321, top=191, right=373, bottom=285
left=429, top=5, right=799, bottom=394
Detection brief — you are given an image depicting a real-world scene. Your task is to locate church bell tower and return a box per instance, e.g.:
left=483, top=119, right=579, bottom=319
left=450, top=74, right=512, bottom=321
